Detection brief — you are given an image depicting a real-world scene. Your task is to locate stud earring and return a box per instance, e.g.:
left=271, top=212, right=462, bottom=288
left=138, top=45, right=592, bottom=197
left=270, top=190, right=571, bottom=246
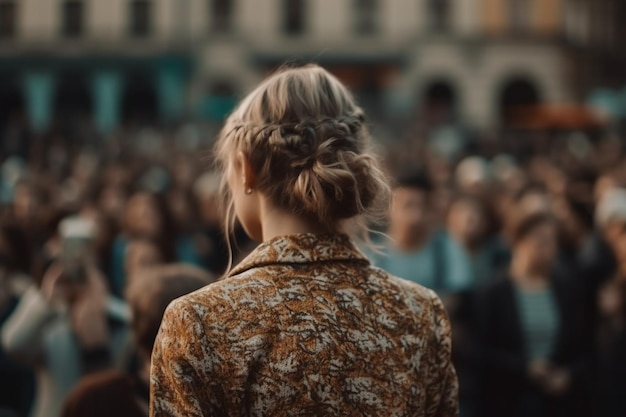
left=245, top=188, right=253, bottom=195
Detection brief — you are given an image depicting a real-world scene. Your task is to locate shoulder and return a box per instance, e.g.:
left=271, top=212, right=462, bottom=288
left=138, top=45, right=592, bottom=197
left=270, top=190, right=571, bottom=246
left=369, top=265, right=448, bottom=326
left=382, top=268, right=438, bottom=302
left=160, top=270, right=278, bottom=333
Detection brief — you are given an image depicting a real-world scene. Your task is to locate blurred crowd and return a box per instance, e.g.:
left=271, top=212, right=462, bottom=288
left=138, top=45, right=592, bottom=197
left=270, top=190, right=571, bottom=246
left=0, top=122, right=625, bottom=417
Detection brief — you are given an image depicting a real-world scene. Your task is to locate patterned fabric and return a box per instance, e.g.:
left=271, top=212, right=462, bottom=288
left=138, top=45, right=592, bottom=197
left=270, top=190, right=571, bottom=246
left=150, top=233, right=458, bottom=417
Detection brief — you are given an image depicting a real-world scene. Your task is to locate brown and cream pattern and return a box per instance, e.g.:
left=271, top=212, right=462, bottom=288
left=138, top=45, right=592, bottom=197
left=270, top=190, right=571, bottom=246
left=150, top=233, right=458, bottom=417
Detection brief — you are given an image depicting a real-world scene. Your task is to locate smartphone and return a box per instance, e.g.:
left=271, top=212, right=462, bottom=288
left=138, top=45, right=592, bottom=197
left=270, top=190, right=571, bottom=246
left=59, top=216, right=95, bottom=284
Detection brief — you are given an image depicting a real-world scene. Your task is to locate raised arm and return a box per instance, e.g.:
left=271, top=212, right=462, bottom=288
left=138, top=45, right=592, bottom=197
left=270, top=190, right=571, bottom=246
left=1, top=284, right=57, bottom=365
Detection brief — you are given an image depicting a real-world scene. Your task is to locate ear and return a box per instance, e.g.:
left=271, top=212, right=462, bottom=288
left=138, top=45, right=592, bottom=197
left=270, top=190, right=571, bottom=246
left=236, top=151, right=256, bottom=190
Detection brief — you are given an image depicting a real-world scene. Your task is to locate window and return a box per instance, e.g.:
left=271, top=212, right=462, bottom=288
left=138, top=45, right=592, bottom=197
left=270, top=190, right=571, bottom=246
left=428, top=0, right=450, bottom=31
left=0, top=1, right=16, bottom=38
left=210, top=0, right=233, bottom=33
left=509, top=0, right=530, bottom=33
left=284, top=0, right=304, bottom=35
left=354, top=0, right=378, bottom=35
left=62, top=0, right=83, bottom=38
left=130, top=0, right=151, bottom=37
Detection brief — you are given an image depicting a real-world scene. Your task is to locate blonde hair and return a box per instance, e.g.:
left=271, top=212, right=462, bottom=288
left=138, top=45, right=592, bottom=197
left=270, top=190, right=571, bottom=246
left=214, top=64, right=390, bottom=246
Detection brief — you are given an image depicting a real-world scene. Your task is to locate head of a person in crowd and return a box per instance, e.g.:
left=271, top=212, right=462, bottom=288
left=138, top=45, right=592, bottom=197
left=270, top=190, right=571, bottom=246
left=124, top=238, right=164, bottom=283
left=122, top=190, right=172, bottom=240
left=214, top=64, right=390, bottom=244
left=447, top=195, right=490, bottom=252
left=98, top=184, right=128, bottom=222
left=512, top=182, right=553, bottom=217
left=492, top=154, right=527, bottom=196
left=193, top=171, right=223, bottom=228
left=508, top=213, right=558, bottom=276
left=125, top=264, right=215, bottom=361
left=388, top=172, right=434, bottom=241
left=12, top=180, right=43, bottom=225
left=171, top=153, right=197, bottom=189
left=455, top=156, right=492, bottom=196
left=71, top=152, right=99, bottom=185
left=167, top=187, right=199, bottom=234
left=554, top=194, right=594, bottom=251
left=80, top=202, right=118, bottom=266
left=596, top=187, right=626, bottom=247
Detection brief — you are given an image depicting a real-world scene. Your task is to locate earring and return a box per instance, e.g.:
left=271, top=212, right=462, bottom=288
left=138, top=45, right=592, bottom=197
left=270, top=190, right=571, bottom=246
left=245, top=188, right=253, bottom=195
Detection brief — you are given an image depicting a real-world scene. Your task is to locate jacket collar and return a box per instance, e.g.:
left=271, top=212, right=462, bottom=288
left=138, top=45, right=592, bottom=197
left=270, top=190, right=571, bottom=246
left=228, top=233, right=369, bottom=277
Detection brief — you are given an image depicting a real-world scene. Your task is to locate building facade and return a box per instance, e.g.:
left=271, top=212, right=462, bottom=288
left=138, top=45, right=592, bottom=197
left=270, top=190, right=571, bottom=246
left=0, top=0, right=623, bottom=134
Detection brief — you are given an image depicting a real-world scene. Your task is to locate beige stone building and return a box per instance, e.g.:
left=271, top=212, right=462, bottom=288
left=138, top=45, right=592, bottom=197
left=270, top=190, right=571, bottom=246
left=0, top=0, right=623, bottom=132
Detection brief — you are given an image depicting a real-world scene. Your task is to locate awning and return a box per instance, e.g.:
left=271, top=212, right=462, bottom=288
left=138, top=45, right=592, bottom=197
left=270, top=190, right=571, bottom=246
left=509, top=104, right=608, bottom=130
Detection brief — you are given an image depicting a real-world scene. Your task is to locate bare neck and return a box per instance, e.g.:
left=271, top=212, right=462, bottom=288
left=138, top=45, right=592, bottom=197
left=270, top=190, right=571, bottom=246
left=389, top=226, right=430, bottom=253
left=259, top=198, right=335, bottom=242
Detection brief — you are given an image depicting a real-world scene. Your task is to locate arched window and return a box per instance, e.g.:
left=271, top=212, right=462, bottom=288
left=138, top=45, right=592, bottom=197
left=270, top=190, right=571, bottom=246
left=499, top=77, right=541, bottom=124
left=422, top=80, right=457, bottom=125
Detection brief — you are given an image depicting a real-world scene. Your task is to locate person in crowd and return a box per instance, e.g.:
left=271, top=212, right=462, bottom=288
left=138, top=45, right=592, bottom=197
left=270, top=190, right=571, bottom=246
left=150, top=64, right=459, bottom=416
left=165, top=186, right=204, bottom=267
left=577, top=188, right=626, bottom=324
left=474, top=213, right=590, bottom=417
left=192, top=171, right=232, bottom=275
left=455, top=156, right=492, bottom=197
left=0, top=223, right=35, bottom=417
left=593, top=221, right=626, bottom=417
left=1, top=260, right=131, bottom=417
left=444, top=195, right=509, bottom=417
left=192, top=171, right=255, bottom=276
left=60, top=264, right=215, bottom=417
left=512, top=183, right=554, bottom=217
left=446, top=194, right=509, bottom=288
left=110, top=190, right=176, bottom=297
left=368, top=172, right=472, bottom=296
left=78, top=200, right=119, bottom=279
left=554, top=193, right=595, bottom=270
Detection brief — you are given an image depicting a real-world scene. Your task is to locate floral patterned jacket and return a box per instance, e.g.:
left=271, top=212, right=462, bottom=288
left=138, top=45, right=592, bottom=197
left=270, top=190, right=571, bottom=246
left=150, top=233, right=458, bottom=417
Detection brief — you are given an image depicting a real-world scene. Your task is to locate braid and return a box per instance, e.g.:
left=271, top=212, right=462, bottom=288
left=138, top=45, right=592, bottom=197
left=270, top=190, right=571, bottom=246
left=214, top=64, right=390, bottom=238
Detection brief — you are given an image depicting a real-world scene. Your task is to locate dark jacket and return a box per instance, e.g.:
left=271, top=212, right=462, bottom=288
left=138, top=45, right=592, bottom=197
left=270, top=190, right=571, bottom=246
left=473, top=273, right=591, bottom=417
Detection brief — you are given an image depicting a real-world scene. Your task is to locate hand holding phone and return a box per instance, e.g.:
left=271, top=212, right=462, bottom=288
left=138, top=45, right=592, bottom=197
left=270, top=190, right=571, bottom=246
left=59, top=216, right=95, bottom=284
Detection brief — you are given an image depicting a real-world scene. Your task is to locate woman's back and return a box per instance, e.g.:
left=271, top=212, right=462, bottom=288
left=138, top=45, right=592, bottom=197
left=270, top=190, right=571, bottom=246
left=150, top=63, right=458, bottom=416
left=151, top=233, right=457, bottom=416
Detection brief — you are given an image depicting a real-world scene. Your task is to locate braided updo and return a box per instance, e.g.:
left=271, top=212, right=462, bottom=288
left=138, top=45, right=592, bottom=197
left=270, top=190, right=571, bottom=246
left=215, top=64, right=390, bottom=233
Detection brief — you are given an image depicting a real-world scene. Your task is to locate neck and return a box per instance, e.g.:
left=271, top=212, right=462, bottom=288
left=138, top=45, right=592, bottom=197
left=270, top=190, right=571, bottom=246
left=260, top=201, right=334, bottom=242
left=451, top=231, right=481, bottom=253
left=390, top=226, right=429, bottom=252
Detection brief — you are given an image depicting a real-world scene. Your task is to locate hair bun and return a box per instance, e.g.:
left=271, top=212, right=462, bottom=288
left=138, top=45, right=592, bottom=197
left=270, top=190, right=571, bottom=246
left=216, top=64, right=390, bottom=232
